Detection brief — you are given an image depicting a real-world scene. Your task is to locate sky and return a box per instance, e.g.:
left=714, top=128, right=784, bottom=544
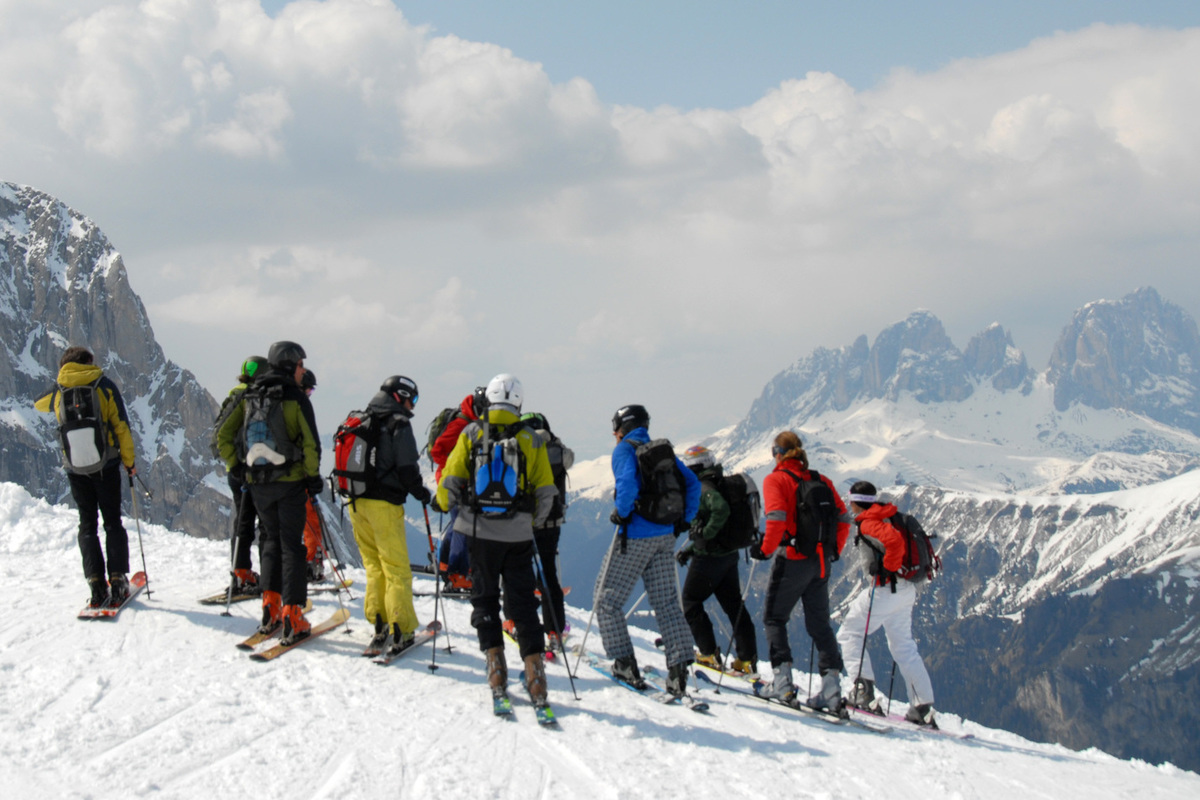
left=2, top=0, right=1199, bottom=459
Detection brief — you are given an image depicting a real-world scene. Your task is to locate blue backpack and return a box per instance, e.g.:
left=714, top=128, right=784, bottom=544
left=467, top=423, right=530, bottom=519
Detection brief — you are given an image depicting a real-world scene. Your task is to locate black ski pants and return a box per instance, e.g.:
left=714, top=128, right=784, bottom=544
left=469, top=536, right=543, bottom=658
left=763, top=555, right=844, bottom=674
left=681, top=551, right=757, bottom=662
left=250, top=480, right=308, bottom=607
left=69, top=460, right=129, bottom=579
left=227, top=474, right=259, bottom=572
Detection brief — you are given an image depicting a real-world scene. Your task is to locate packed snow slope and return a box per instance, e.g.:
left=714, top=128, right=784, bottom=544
left=2, top=482, right=1196, bottom=799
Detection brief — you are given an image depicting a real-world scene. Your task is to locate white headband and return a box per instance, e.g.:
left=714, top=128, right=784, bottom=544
left=848, top=493, right=877, bottom=504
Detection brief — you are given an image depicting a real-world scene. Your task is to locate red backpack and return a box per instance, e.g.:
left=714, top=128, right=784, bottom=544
left=331, top=411, right=384, bottom=503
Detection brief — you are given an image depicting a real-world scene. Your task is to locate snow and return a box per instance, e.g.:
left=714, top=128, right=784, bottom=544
left=2, top=481, right=1198, bottom=798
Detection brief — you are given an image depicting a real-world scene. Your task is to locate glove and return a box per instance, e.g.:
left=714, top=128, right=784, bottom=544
left=229, top=463, right=246, bottom=481
left=305, top=475, right=324, bottom=496
left=411, top=485, right=432, bottom=506
left=428, top=495, right=444, bottom=513
left=610, top=509, right=631, bottom=527
left=749, top=545, right=769, bottom=561
left=673, top=520, right=690, bottom=537
left=868, top=559, right=882, bottom=576
left=688, top=520, right=704, bottom=541
left=675, top=549, right=692, bottom=568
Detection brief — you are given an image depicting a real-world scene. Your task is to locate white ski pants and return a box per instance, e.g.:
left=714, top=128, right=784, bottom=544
left=837, top=580, right=935, bottom=705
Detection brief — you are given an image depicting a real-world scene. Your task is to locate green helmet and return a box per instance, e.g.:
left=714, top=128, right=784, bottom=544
left=520, top=411, right=550, bottom=432
left=240, top=356, right=267, bottom=381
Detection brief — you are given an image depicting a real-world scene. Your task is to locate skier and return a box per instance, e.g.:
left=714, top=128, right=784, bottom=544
left=348, top=376, right=432, bottom=655
left=35, top=346, right=137, bottom=608
left=753, top=430, right=849, bottom=713
left=213, top=356, right=267, bottom=595
left=504, top=411, right=574, bottom=652
left=298, top=368, right=325, bottom=583
left=436, top=374, right=558, bottom=710
left=837, top=480, right=938, bottom=728
left=676, top=445, right=758, bottom=675
left=217, top=341, right=321, bottom=644
left=429, top=387, right=485, bottom=592
left=597, top=405, right=701, bottom=698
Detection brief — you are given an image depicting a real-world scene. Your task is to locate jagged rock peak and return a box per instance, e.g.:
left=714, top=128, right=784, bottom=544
left=1047, top=287, right=1200, bottom=435
left=964, top=322, right=1034, bottom=394
left=866, top=311, right=972, bottom=403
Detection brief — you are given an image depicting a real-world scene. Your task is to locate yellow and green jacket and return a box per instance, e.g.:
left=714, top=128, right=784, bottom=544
left=436, top=407, right=556, bottom=543
left=215, top=373, right=319, bottom=484
left=34, top=362, right=136, bottom=470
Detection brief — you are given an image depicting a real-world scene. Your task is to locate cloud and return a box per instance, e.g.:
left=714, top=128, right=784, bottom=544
left=4, top=5, right=1200, bottom=456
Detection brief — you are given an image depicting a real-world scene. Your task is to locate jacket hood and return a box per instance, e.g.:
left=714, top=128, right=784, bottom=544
left=55, top=362, right=103, bottom=387
left=855, top=502, right=899, bottom=523
left=619, top=426, right=650, bottom=446
left=695, top=464, right=724, bottom=482
left=459, top=393, right=479, bottom=421
left=484, top=407, right=521, bottom=427
left=367, top=390, right=412, bottom=420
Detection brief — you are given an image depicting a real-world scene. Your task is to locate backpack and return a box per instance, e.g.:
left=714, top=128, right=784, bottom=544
left=209, top=389, right=243, bottom=459
left=709, top=472, right=761, bottom=550
left=425, top=406, right=465, bottom=469
left=331, top=410, right=386, bottom=501
left=783, top=469, right=840, bottom=561
left=466, top=422, right=532, bottom=519
left=238, top=383, right=300, bottom=480
left=632, top=439, right=687, bottom=525
left=885, top=512, right=941, bottom=585
left=54, top=379, right=112, bottom=475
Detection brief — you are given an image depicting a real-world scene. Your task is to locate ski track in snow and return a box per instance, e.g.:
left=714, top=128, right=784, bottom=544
left=1, top=482, right=1198, bottom=798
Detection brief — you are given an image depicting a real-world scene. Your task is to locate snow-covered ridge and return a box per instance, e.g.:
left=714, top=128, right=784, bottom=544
left=2, top=480, right=1197, bottom=797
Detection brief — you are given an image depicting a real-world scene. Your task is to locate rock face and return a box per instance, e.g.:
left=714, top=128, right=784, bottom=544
left=1047, top=287, right=1200, bottom=434
left=0, top=182, right=226, bottom=537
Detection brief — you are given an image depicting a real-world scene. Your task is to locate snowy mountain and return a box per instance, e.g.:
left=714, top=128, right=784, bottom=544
left=0, top=182, right=226, bottom=537
left=560, top=288, right=1200, bottom=771
left=3, top=480, right=1198, bottom=798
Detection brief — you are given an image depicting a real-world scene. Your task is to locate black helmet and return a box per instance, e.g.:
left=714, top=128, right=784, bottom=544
left=612, top=404, right=649, bottom=435
left=381, top=375, right=419, bottom=405
left=471, top=385, right=488, bottom=417
left=267, top=340, right=306, bottom=370
left=520, top=411, right=550, bottom=432
left=301, top=369, right=317, bottom=391
left=240, top=356, right=267, bottom=381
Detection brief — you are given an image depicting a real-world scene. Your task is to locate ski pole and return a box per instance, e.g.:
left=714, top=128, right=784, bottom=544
left=530, top=534, right=578, bottom=700
left=712, top=556, right=759, bottom=693
left=855, top=581, right=878, bottom=689
left=886, top=660, right=897, bottom=716
left=573, top=525, right=621, bottom=675
left=223, top=483, right=249, bottom=617
left=624, top=590, right=647, bottom=620
left=127, top=472, right=151, bottom=598
left=425, top=504, right=452, bottom=671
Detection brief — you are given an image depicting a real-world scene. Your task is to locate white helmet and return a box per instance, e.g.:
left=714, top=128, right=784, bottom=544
left=485, top=373, right=523, bottom=412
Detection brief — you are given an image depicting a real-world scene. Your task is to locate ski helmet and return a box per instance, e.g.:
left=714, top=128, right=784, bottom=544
left=301, top=369, right=317, bottom=391
left=267, top=340, right=306, bottom=370
left=682, top=445, right=714, bottom=471
left=485, top=374, right=523, bottom=412
left=381, top=375, right=418, bottom=406
left=612, top=404, right=649, bottom=436
left=240, top=356, right=267, bottom=381
left=520, top=412, right=550, bottom=432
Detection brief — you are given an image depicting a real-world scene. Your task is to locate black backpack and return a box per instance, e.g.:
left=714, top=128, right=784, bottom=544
left=708, top=472, right=762, bottom=550
left=425, top=406, right=466, bottom=469
left=54, top=379, right=113, bottom=475
left=238, top=383, right=301, bottom=481
left=632, top=439, right=687, bottom=525
left=887, top=512, right=941, bottom=585
left=784, top=469, right=840, bottom=561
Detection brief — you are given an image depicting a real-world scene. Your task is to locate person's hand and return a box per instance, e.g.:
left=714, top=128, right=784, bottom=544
left=675, top=549, right=692, bottom=568
left=673, top=520, right=690, bottom=537
left=411, top=485, right=433, bottom=506
left=125, top=464, right=137, bottom=477
left=610, top=509, right=631, bottom=527
left=306, top=475, right=324, bottom=496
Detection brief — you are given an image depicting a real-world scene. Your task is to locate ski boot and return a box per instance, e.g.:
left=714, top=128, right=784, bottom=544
left=232, top=568, right=261, bottom=594
left=258, top=591, right=283, bottom=635
left=305, top=559, right=324, bottom=584
left=730, top=657, right=758, bottom=677
left=486, top=646, right=509, bottom=697
left=905, top=703, right=938, bottom=729
left=523, top=653, right=549, bottom=708
left=846, top=677, right=882, bottom=713
left=762, top=662, right=797, bottom=705
left=611, top=655, right=648, bottom=690
left=694, top=652, right=722, bottom=670
left=280, top=603, right=311, bottom=645
left=386, top=624, right=415, bottom=656
left=365, top=614, right=389, bottom=653
left=108, top=573, right=130, bottom=607
left=665, top=662, right=690, bottom=699
left=87, top=576, right=109, bottom=609
left=806, top=670, right=847, bottom=717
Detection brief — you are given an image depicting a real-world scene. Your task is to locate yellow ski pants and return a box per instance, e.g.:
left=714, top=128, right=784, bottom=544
left=350, top=498, right=419, bottom=635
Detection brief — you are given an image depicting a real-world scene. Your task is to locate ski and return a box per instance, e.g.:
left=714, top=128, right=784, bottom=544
left=517, top=673, right=559, bottom=727
left=77, top=572, right=147, bottom=620
left=198, top=589, right=260, bottom=606
left=847, top=707, right=971, bottom=739
left=235, top=599, right=312, bottom=650
left=372, top=620, right=442, bottom=666
left=577, top=648, right=709, bottom=713
left=693, top=670, right=889, bottom=733
left=413, top=588, right=471, bottom=599
left=493, top=692, right=514, bottom=717
left=249, top=607, right=351, bottom=662
left=309, top=578, right=353, bottom=594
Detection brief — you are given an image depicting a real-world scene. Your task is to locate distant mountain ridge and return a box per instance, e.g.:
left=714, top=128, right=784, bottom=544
left=0, top=181, right=226, bottom=536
